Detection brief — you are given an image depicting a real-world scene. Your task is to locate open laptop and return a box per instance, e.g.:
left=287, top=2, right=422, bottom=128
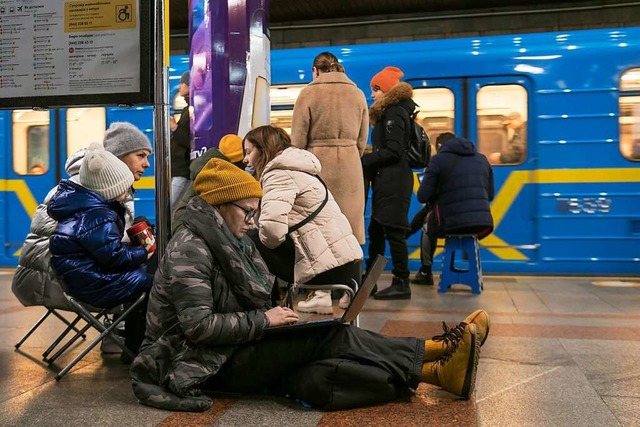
left=264, top=255, right=387, bottom=334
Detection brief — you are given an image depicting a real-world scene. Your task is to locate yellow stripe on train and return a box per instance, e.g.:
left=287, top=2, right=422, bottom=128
left=4, top=168, right=640, bottom=262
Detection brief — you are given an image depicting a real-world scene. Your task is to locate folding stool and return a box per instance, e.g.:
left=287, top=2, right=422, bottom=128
left=285, top=260, right=363, bottom=327
left=438, top=234, right=483, bottom=294
left=53, top=292, right=147, bottom=381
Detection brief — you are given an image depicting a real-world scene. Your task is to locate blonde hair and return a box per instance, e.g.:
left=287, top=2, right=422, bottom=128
left=243, top=125, right=291, bottom=179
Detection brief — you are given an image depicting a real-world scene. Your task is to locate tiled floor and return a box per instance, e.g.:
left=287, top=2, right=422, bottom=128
left=1, top=270, right=639, bottom=426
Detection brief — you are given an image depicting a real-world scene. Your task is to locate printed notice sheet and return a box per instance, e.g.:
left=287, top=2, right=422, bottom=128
left=0, top=0, right=140, bottom=98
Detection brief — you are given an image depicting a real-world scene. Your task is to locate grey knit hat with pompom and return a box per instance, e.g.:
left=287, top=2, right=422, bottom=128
left=79, top=143, right=134, bottom=200
left=103, top=122, right=152, bottom=158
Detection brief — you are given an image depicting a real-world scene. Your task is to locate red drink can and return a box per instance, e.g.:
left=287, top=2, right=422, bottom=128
left=126, top=221, right=157, bottom=253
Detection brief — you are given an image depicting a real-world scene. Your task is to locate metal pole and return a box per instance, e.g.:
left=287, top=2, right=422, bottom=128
left=154, top=0, right=171, bottom=261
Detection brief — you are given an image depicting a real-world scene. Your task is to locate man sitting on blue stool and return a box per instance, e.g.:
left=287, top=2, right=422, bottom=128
left=416, top=132, right=495, bottom=285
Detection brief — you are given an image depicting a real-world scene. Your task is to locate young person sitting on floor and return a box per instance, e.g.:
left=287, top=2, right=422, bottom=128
left=129, top=157, right=490, bottom=412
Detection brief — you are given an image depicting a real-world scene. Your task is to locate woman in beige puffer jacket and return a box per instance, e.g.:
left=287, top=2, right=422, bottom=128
left=244, top=125, right=363, bottom=314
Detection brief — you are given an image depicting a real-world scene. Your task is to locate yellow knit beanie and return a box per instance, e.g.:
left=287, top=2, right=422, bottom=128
left=218, top=134, right=244, bottom=163
left=194, top=158, right=262, bottom=206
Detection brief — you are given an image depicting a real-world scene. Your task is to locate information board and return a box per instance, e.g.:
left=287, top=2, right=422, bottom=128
left=0, top=0, right=153, bottom=108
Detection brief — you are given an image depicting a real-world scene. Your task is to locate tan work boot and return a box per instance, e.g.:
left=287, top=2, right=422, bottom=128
left=422, top=323, right=480, bottom=399
left=425, top=321, right=466, bottom=361
left=463, top=309, right=490, bottom=346
left=425, top=309, right=489, bottom=361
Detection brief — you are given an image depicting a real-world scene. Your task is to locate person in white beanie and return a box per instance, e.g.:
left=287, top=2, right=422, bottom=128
left=48, top=143, right=154, bottom=357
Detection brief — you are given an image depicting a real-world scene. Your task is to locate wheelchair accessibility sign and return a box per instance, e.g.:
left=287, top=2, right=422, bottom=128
left=65, top=0, right=137, bottom=32
left=116, top=4, right=133, bottom=23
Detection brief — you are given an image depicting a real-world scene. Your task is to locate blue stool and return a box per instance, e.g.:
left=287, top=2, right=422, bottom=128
left=438, top=235, right=483, bottom=294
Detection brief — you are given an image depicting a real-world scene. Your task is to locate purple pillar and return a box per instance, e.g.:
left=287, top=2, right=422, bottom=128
left=189, top=0, right=270, bottom=157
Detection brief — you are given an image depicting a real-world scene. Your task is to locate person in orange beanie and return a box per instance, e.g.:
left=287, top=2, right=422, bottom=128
left=361, top=66, right=417, bottom=300
left=218, top=134, right=245, bottom=169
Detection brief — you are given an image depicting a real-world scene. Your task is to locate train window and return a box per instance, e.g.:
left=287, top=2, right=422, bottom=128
left=270, top=85, right=305, bottom=107
left=619, top=68, right=640, bottom=161
left=476, top=85, right=528, bottom=165
left=67, top=108, right=106, bottom=156
left=12, top=110, right=50, bottom=176
left=269, top=84, right=306, bottom=134
left=270, top=110, right=293, bottom=134
left=412, top=88, right=455, bottom=149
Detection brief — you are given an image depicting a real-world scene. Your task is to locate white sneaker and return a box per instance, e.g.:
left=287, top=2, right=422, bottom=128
left=338, top=293, right=351, bottom=309
left=297, top=290, right=333, bottom=315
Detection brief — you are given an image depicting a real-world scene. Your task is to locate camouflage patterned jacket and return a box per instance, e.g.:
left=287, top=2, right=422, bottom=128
left=130, top=196, right=274, bottom=412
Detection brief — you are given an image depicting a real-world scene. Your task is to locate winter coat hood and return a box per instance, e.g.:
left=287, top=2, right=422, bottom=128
left=439, top=137, right=478, bottom=157
left=64, top=148, right=87, bottom=177
left=262, top=147, right=321, bottom=177
left=369, top=82, right=415, bottom=125
left=48, top=179, right=125, bottom=222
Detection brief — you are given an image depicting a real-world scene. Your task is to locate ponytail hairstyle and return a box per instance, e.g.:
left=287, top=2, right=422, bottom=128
left=243, top=125, right=292, bottom=180
left=312, top=51, right=345, bottom=74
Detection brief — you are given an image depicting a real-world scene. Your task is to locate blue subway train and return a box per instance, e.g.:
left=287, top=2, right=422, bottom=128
left=1, top=26, right=639, bottom=274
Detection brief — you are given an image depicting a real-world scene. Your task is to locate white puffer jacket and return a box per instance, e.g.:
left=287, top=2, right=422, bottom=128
left=12, top=149, right=87, bottom=308
left=12, top=148, right=136, bottom=307
left=259, top=147, right=363, bottom=284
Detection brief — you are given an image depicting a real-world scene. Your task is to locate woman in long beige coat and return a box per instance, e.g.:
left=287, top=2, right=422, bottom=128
left=290, top=52, right=369, bottom=245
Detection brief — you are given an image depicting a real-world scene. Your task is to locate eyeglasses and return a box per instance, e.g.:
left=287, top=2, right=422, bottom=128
left=230, top=202, right=258, bottom=224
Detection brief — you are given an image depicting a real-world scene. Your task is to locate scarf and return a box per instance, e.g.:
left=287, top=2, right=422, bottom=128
left=184, top=197, right=273, bottom=309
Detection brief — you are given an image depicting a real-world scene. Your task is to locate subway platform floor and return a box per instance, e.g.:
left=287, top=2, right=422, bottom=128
left=1, top=269, right=639, bottom=427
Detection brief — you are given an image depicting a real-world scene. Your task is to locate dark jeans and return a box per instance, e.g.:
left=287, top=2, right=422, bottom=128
left=410, top=206, right=433, bottom=269
left=209, top=325, right=424, bottom=400
left=366, top=217, right=409, bottom=279
left=420, top=230, right=433, bottom=269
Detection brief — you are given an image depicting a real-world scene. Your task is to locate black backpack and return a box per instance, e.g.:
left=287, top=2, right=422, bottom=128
left=406, top=111, right=431, bottom=169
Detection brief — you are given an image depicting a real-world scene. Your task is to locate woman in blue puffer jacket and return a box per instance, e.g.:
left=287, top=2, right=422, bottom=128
left=48, top=143, right=153, bottom=309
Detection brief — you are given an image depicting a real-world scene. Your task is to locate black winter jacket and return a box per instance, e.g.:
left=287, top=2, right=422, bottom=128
left=171, top=105, right=191, bottom=178
left=417, top=137, right=494, bottom=236
left=362, top=83, right=416, bottom=230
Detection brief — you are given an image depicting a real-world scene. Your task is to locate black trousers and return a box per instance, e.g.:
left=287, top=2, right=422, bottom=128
left=249, top=229, right=359, bottom=285
left=209, top=325, right=424, bottom=409
left=122, top=274, right=153, bottom=353
left=409, top=206, right=433, bottom=270
left=367, top=217, right=409, bottom=279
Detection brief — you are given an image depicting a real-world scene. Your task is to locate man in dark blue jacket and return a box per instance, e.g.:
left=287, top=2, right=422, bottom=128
left=417, top=133, right=494, bottom=283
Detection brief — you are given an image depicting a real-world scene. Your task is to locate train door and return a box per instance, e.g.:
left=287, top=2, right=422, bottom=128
left=409, top=76, right=536, bottom=272
left=4, top=109, right=59, bottom=264
left=4, top=108, right=106, bottom=266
